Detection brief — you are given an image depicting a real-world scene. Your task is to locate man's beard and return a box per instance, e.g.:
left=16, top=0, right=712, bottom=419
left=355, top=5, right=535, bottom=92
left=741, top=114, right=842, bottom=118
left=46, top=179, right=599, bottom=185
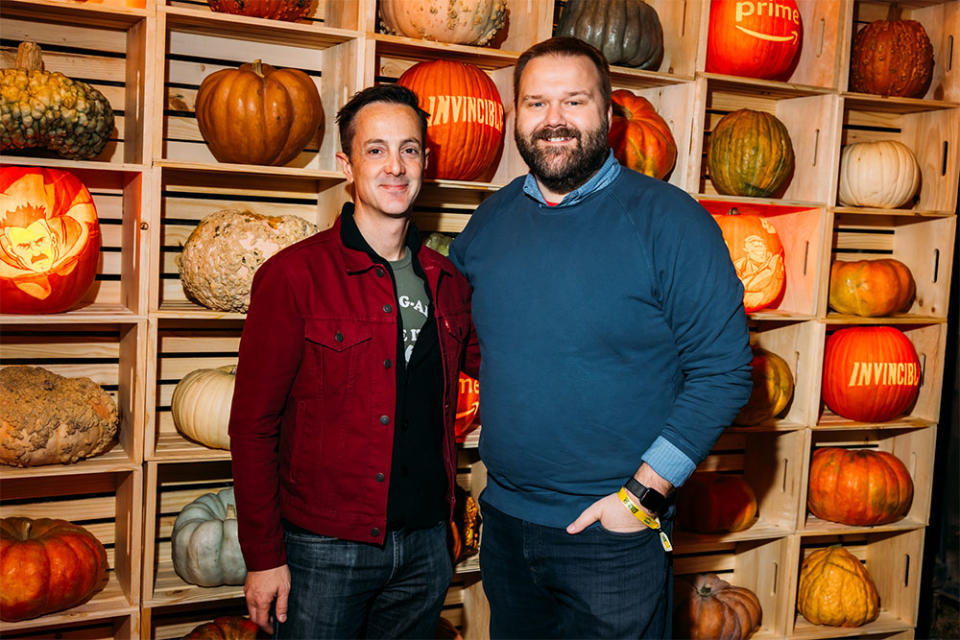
left=515, top=121, right=609, bottom=196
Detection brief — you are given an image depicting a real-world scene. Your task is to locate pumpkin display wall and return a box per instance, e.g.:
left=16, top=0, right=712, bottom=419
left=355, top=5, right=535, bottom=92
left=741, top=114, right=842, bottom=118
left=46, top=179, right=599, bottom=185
left=171, top=487, right=246, bottom=587
left=608, top=89, right=677, bottom=180
left=807, top=447, right=914, bottom=526
left=706, top=0, right=803, bottom=80
left=829, top=258, right=916, bottom=317
left=172, top=365, right=237, bottom=450
left=675, top=573, right=762, bottom=640
left=734, top=346, right=794, bottom=426
left=182, top=616, right=262, bottom=640
left=821, top=326, right=920, bottom=423
left=178, top=208, right=318, bottom=313
left=0, top=517, right=108, bottom=621
left=850, top=19, right=934, bottom=98
left=838, top=140, right=920, bottom=209
left=195, top=60, right=323, bottom=166
left=379, top=0, right=506, bottom=46
left=0, top=366, right=118, bottom=468
left=712, top=209, right=786, bottom=313
left=677, top=473, right=758, bottom=533
left=0, top=167, right=101, bottom=314
left=556, top=0, right=664, bottom=70
left=708, top=109, right=795, bottom=198
left=206, top=0, right=313, bottom=21
left=455, top=372, right=480, bottom=444
left=397, top=59, right=504, bottom=182
left=797, top=545, right=879, bottom=627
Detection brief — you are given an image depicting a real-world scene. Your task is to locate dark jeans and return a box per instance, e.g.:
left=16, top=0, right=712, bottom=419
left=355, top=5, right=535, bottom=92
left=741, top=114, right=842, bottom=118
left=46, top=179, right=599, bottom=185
left=277, top=521, right=452, bottom=639
left=479, top=500, right=672, bottom=639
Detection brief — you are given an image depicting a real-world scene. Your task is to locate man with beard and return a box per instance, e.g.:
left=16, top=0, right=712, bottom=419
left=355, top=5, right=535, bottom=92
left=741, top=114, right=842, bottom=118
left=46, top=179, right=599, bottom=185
left=449, top=37, right=753, bottom=638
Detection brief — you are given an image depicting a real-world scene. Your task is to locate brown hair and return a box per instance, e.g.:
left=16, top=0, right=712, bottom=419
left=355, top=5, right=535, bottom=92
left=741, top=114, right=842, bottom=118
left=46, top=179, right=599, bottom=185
left=336, top=84, right=430, bottom=156
left=513, top=37, right=612, bottom=110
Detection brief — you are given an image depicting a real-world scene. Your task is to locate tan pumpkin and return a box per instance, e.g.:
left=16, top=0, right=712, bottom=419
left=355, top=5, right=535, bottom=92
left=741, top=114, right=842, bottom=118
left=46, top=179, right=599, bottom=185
left=379, top=0, right=506, bottom=46
left=171, top=366, right=236, bottom=450
left=829, top=258, right=916, bottom=317
left=797, top=545, right=879, bottom=627
left=676, top=573, right=762, bottom=640
left=734, top=347, right=794, bottom=426
left=838, top=141, right=920, bottom=209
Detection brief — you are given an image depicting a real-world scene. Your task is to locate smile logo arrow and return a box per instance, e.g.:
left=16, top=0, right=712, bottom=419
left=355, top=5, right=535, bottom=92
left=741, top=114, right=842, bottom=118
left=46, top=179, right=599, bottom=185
left=735, top=25, right=799, bottom=44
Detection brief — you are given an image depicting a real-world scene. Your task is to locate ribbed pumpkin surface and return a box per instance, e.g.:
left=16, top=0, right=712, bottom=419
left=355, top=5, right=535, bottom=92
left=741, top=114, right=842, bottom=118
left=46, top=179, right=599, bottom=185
left=828, top=258, right=916, bottom=317
left=708, top=109, right=795, bottom=197
left=706, top=0, right=803, bottom=80
left=850, top=19, right=934, bottom=98
left=807, top=447, right=913, bottom=526
left=838, top=140, right=919, bottom=209
left=171, top=365, right=237, bottom=450
left=734, top=347, right=794, bottom=425
left=379, top=0, right=506, bottom=45
left=556, top=0, right=664, bottom=70
left=798, top=546, right=879, bottom=627
left=608, top=89, right=677, bottom=180
left=681, top=573, right=762, bottom=640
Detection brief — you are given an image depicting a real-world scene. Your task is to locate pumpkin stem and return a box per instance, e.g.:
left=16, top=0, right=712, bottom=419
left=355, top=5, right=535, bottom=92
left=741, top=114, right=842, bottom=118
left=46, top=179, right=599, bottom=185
left=15, top=42, right=44, bottom=72
left=225, top=503, right=237, bottom=519
left=727, top=207, right=741, bottom=216
left=250, top=59, right=264, bottom=77
left=886, top=3, right=902, bottom=21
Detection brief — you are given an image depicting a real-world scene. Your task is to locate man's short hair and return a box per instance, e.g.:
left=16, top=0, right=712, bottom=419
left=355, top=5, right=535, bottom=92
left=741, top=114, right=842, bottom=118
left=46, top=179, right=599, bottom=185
left=336, top=84, right=430, bottom=156
left=514, top=37, right=612, bottom=111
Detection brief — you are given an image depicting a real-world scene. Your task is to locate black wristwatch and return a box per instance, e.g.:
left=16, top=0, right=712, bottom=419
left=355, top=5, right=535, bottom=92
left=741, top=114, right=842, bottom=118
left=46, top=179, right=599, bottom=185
left=625, top=477, right=667, bottom=517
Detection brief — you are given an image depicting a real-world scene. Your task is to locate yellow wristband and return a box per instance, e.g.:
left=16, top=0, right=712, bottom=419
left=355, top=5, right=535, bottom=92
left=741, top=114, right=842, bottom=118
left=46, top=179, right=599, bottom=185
left=617, top=487, right=660, bottom=530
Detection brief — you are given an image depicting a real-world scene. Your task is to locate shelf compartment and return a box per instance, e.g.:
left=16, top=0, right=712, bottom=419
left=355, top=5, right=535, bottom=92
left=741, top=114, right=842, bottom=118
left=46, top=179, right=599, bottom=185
left=0, top=614, right=138, bottom=640
left=1, top=0, right=150, bottom=25
left=163, top=4, right=360, bottom=42
left=146, top=598, right=247, bottom=640
left=0, top=469, right=142, bottom=634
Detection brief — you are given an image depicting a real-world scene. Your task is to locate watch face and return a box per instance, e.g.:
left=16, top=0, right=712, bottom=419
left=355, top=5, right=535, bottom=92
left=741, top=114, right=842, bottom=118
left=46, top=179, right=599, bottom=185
left=639, top=489, right=665, bottom=513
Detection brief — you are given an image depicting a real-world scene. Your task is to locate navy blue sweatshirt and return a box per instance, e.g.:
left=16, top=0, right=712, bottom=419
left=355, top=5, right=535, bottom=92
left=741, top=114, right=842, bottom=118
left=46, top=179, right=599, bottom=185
left=450, top=153, right=753, bottom=528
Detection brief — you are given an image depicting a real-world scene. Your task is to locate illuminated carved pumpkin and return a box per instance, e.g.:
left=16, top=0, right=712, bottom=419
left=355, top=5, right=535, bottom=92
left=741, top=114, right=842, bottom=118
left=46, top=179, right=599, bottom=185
left=706, top=0, right=803, bottom=79
left=821, top=326, right=920, bottom=422
left=0, top=167, right=100, bottom=314
left=712, top=208, right=785, bottom=312
left=455, top=373, right=480, bottom=443
left=397, top=60, right=504, bottom=181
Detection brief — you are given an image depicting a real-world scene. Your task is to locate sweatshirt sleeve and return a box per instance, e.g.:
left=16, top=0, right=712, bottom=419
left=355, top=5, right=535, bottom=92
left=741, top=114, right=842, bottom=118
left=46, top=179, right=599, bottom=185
left=640, top=194, right=753, bottom=488
left=228, top=257, right=304, bottom=571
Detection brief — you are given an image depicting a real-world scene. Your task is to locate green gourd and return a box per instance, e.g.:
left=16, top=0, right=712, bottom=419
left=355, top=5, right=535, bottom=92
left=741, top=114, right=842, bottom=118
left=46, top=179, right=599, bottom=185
left=171, top=487, right=246, bottom=587
left=555, top=0, right=664, bottom=70
left=708, top=109, right=795, bottom=198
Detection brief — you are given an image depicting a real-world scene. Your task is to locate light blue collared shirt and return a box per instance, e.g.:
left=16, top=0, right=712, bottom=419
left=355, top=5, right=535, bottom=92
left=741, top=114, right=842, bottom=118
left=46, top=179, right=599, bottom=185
left=521, top=149, right=622, bottom=208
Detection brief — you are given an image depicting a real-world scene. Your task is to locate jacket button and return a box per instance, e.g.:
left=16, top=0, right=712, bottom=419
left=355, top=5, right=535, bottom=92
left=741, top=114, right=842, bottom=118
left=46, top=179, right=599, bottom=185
left=376, top=267, right=385, bottom=277
left=383, top=304, right=392, bottom=313
left=334, top=331, right=344, bottom=342
left=380, top=415, right=390, bottom=425
left=375, top=472, right=385, bottom=482
left=370, top=528, right=380, bottom=537
left=384, top=359, right=392, bottom=369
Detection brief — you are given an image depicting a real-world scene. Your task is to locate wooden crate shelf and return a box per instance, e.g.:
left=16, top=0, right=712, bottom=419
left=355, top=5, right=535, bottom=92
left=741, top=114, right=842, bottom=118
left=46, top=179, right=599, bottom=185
left=145, top=598, right=247, bottom=640
left=167, top=0, right=359, bottom=30
left=1, top=0, right=151, bottom=24
left=1, top=614, right=138, bottom=640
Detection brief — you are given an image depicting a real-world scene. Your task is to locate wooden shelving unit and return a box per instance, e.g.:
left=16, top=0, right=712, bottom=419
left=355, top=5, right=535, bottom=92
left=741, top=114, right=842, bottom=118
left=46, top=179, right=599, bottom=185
left=0, top=0, right=956, bottom=637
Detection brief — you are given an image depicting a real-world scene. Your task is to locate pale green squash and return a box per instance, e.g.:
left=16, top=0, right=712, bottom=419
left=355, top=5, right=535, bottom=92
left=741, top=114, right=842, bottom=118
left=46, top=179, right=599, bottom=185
left=171, top=487, right=246, bottom=587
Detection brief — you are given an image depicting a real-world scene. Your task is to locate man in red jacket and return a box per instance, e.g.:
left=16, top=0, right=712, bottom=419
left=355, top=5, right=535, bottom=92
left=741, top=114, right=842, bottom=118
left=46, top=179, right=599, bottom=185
left=229, top=84, right=479, bottom=638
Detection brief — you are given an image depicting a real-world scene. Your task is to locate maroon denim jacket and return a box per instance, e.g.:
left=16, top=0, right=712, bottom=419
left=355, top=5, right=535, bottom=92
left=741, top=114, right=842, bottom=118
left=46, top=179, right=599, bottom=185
left=229, top=212, right=479, bottom=571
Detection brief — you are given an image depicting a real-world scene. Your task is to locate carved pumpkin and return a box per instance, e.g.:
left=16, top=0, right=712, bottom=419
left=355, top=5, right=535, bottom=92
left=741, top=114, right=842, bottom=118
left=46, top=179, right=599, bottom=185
left=797, top=545, right=879, bottom=627
left=183, top=616, right=261, bottom=640
left=807, top=447, right=914, bottom=526
left=822, top=326, right=920, bottom=422
left=172, top=488, right=246, bottom=587
left=734, top=347, right=794, bottom=426
left=608, top=89, right=677, bottom=180
left=172, top=365, right=237, bottom=450
left=0, top=167, right=100, bottom=314
left=712, top=209, right=786, bottom=313
left=677, top=473, right=758, bottom=533
left=379, top=0, right=506, bottom=46
left=708, top=109, right=795, bottom=198
left=829, top=258, right=916, bottom=317
left=455, top=373, right=480, bottom=444
left=206, top=0, right=313, bottom=21
left=195, top=60, right=324, bottom=166
left=838, top=141, right=920, bottom=209
left=706, top=0, right=803, bottom=80
left=397, top=60, right=504, bottom=181
left=556, top=0, right=664, bottom=70
left=850, top=19, right=934, bottom=98
left=676, top=573, right=763, bottom=640
left=0, top=517, right=108, bottom=621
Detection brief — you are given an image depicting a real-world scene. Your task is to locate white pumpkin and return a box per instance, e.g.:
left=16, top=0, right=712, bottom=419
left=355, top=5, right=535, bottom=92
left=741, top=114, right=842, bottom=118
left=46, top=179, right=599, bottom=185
left=171, top=365, right=235, bottom=450
left=379, top=0, right=506, bottom=46
left=171, top=487, right=246, bottom=587
left=838, top=140, right=920, bottom=209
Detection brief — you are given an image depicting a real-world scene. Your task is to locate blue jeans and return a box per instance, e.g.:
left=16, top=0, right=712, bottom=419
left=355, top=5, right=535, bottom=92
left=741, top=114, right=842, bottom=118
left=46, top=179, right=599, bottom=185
left=479, top=501, right=672, bottom=639
left=277, top=521, right=452, bottom=639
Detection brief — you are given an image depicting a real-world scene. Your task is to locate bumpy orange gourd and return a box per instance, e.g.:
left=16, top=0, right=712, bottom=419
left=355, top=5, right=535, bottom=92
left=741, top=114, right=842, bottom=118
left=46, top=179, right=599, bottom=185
left=206, top=0, right=312, bottom=20
left=397, top=60, right=504, bottom=181
left=678, top=573, right=763, bottom=640
left=797, top=546, right=879, bottom=627
left=807, top=447, right=913, bottom=526
left=195, top=60, right=323, bottom=166
left=706, top=0, right=803, bottom=80
left=734, top=347, right=794, bottom=426
left=850, top=19, right=934, bottom=98
left=712, top=209, right=786, bottom=312
left=608, top=89, right=677, bottom=180
left=182, top=616, right=261, bottom=639
left=678, top=473, right=758, bottom=533
left=0, top=167, right=100, bottom=314
left=455, top=373, right=480, bottom=443
left=829, top=258, right=916, bottom=317
left=821, top=326, right=920, bottom=422
left=0, top=517, right=108, bottom=621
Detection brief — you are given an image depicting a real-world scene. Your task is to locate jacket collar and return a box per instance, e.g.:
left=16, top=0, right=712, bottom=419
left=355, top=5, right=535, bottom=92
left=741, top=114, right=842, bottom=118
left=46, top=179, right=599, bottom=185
left=339, top=202, right=425, bottom=274
left=522, top=149, right=621, bottom=208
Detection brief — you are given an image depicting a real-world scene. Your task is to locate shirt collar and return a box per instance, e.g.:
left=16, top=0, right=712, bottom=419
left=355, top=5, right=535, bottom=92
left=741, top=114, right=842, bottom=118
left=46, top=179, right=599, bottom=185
left=522, top=150, right=621, bottom=208
left=339, top=202, right=423, bottom=268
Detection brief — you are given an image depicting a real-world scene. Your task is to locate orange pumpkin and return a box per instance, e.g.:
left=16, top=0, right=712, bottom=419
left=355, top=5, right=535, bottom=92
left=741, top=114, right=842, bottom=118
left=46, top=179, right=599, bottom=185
left=734, top=346, right=794, bottom=426
left=182, top=616, right=262, bottom=639
left=677, top=573, right=763, bottom=640
left=0, top=517, right=108, bottom=621
left=677, top=473, right=758, bottom=533
left=0, top=167, right=100, bottom=314
left=850, top=19, right=934, bottom=98
left=807, top=447, right=913, bottom=526
left=608, top=89, right=677, bottom=180
left=829, top=258, right=916, bottom=317
left=712, top=209, right=785, bottom=312
left=706, top=0, right=803, bottom=80
left=455, top=373, right=480, bottom=443
left=195, top=60, right=324, bottom=166
left=206, top=0, right=313, bottom=21
left=822, top=326, right=920, bottom=423
left=397, top=60, right=504, bottom=181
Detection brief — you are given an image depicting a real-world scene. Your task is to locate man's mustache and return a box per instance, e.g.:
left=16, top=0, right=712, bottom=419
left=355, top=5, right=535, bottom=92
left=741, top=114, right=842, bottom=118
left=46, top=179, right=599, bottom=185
left=533, top=126, right=581, bottom=142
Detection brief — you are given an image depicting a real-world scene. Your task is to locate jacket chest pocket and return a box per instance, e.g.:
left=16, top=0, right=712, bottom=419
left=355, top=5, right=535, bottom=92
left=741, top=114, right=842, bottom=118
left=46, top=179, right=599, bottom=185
left=437, top=310, right=469, bottom=359
left=303, top=319, right=375, bottom=397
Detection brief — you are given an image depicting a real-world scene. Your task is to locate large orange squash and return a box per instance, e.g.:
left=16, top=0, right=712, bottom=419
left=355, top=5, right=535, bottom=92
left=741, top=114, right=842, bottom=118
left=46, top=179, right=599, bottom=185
left=797, top=545, right=879, bottom=627
left=807, top=447, right=913, bottom=526
left=608, top=89, right=677, bottom=180
left=397, top=60, right=504, bottom=181
left=850, top=19, right=934, bottom=98
left=455, top=373, right=480, bottom=444
left=195, top=60, right=323, bottom=166
left=676, top=573, right=763, bottom=640
left=706, top=0, right=803, bottom=80
left=206, top=0, right=312, bottom=21
left=0, top=167, right=100, bottom=314
left=734, top=347, right=794, bottom=426
left=0, top=517, right=108, bottom=621
left=829, top=258, right=916, bottom=317
left=677, top=473, right=758, bottom=533
left=712, top=209, right=786, bottom=313
left=822, top=326, right=920, bottom=422
left=183, top=616, right=262, bottom=639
